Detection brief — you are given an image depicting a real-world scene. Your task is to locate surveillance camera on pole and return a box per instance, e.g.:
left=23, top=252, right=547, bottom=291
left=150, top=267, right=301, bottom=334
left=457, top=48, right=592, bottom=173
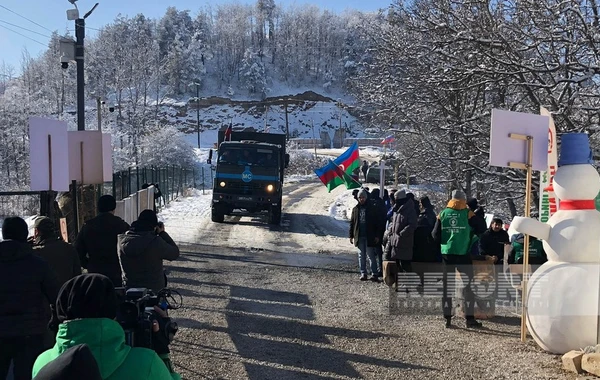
left=59, top=38, right=76, bottom=69
left=66, top=0, right=99, bottom=131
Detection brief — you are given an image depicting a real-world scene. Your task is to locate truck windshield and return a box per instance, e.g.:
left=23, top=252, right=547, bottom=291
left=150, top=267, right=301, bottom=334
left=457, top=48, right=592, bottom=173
left=218, top=146, right=278, bottom=167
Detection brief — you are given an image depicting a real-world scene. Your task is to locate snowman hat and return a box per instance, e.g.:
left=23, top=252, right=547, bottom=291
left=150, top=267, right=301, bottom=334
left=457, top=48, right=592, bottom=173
left=558, top=133, right=593, bottom=167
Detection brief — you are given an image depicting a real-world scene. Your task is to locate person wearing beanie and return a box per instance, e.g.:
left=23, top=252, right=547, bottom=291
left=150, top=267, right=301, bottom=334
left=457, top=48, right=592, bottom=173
left=118, top=210, right=179, bottom=292
left=0, top=217, right=59, bottom=380
left=350, top=188, right=383, bottom=281
left=74, top=195, right=130, bottom=287
left=388, top=189, right=418, bottom=290
left=466, top=197, right=487, bottom=236
left=431, top=189, right=483, bottom=329
left=32, top=274, right=181, bottom=380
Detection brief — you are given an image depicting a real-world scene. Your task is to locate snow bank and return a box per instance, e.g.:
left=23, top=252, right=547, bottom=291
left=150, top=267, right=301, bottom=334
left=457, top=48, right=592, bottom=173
left=329, top=190, right=356, bottom=222
left=158, top=188, right=212, bottom=225
left=286, top=174, right=315, bottom=183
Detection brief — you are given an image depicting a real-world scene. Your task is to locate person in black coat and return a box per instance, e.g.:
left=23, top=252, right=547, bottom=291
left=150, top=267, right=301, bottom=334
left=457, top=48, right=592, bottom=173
left=349, top=189, right=383, bottom=281
left=478, top=218, right=510, bottom=265
left=74, top=195, right=130, bottom=287
left=369, top=189, right=388, bottom=277
left=0, top=217, right=59, bottom=380
left=467, top=198, right=488, bottom=236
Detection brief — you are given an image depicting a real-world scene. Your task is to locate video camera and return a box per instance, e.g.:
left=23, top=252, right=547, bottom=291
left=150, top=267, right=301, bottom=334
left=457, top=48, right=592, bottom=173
left=115, top=288, right=181, bottom=351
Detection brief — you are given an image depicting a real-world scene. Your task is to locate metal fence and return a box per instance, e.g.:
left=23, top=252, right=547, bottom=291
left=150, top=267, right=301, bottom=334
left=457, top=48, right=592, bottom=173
left=0, top=164, right=206, bottom=242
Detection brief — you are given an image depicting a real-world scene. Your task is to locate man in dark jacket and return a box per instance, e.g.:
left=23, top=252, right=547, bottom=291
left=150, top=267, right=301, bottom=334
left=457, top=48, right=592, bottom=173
left=118, top=210, right=180, bottom=292
left=432, top=190, right=483, bottom=329
left=0, top=217, right=59, bottom=380
left=370, top=188, right=388, bottom=277
left=75, top=195, right=130, bottom=287
left=360, top=160, right=369, bottom=182
left=349, top=188, right=382, bottom=281
left=389, top=190, right=418, bottom=290
left=479, top=218, right=510, bottom=265
left=33, top=217, right=81, bottom=289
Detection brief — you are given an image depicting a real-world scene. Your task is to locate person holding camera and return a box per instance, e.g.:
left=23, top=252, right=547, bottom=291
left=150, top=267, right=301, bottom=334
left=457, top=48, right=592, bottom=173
left=32, top=274, right=180, bottom=380
left=118, top=210, right=179, bottom=293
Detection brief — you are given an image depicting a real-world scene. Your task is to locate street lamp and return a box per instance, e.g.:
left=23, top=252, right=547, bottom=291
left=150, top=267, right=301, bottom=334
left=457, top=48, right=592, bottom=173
left=189, top=81, right=202, bottom=149
left=63, top=0, right=99, bottom=131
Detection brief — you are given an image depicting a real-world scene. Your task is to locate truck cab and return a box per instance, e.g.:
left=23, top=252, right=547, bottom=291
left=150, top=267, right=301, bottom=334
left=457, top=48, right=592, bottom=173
left=209, top=128, right=289, bottom=225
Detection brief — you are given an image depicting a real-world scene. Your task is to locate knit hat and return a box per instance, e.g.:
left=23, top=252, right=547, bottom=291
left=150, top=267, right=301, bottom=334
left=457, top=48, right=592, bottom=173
left=395, top=189, right=407, bottom=200
left=1, top=217, right=28, bottom=243
left=52, top=274, right=118, bottom=326
left=97, top=195, right=117, bottom=213
left=467, top=198, right=478, bottom=211
left=357, top=189, right=369, bottom=199
left=452, top=190, right=466, bottom=201
left=138, top=209, right=159, bottom=227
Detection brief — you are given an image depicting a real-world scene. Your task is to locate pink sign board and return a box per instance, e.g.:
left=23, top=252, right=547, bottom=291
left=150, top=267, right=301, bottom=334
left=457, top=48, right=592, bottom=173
left=29, top=117, right=70, bottom=191
left=489, top=109, right=549, bottom=171
left=68, top=131, right=104, bottom=184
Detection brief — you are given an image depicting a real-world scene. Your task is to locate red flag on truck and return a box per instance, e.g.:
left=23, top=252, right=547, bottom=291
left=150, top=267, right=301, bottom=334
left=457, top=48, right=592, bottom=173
left=224, top=124, right=232, bottom=141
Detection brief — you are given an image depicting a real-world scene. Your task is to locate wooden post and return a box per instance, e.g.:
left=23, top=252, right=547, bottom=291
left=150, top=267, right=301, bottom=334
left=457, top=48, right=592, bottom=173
left=47, top=135, right=53, bottom=191
left=508, top=133, right=534, bottom=342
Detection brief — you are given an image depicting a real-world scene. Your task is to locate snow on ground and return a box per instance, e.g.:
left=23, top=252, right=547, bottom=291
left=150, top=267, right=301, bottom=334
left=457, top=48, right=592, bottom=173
left=286, top=174, right=315, bottom=183
left=158, top=188, right=212, bottom=243
left=329, top=189, right=356, bottom=222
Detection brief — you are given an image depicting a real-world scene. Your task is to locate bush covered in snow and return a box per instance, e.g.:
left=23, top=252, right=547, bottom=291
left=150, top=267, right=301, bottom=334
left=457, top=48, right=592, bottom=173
left=285, top=142, right=321, bottom=176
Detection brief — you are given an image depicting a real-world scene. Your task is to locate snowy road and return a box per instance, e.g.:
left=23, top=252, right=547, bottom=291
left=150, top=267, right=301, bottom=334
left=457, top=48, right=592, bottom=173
left=162, top=178, right=356, bottom=256
left=160, top=180, right=570, bottom=380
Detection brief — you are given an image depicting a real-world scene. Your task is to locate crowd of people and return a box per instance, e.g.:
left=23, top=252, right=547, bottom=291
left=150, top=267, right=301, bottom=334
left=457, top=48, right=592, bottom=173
left=0, top=195, right=181, bottom=380
left=349, top=187, right=548, bottom=329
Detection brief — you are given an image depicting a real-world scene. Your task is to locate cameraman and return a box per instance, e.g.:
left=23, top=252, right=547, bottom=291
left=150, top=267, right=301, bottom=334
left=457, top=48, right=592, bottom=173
left=32, top=274, right=180, bottom=380
left=118, top=210, right=179, bottom=293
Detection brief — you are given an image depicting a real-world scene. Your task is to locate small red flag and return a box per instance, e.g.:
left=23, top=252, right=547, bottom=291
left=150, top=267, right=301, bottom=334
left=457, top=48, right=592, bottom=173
left=224, top=124, right=232, bottom=141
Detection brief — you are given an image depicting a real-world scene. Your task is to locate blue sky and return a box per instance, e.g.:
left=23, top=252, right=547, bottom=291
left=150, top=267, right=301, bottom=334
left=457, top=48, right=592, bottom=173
left=0, top=0, right=392, bottom=73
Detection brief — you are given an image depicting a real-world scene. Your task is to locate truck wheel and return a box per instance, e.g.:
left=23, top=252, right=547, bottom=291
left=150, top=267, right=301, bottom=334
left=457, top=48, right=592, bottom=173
left=211, top=207, right=225, bottom=223
left=268, top=206, right=281, bottom=225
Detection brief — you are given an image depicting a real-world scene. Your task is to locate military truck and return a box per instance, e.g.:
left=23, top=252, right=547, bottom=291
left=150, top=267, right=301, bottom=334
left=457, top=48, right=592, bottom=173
left=207, top=128, right=289, bottom=224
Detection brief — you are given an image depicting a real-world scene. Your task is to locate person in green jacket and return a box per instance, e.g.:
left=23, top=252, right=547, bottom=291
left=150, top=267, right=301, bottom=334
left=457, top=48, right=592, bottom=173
left=32, top=274, right=181, bottom=380
left=508, top=233, right=548, bottom=265
left=432, top=190, right=483, bottom=329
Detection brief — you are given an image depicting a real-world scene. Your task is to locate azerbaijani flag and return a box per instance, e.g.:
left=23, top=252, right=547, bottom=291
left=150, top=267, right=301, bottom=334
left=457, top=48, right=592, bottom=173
left=315, top=160, right=361, bottom=192
left=333, top=142, right=360, bottom=175
left=314, top=143, right=361, bottom=192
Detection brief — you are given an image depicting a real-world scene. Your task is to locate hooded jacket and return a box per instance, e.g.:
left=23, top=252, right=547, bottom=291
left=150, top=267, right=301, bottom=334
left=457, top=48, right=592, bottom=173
left=389, top=199, right=418, bottom=261
left=32, top=343, right=102, bottom=380
left=479, top=225, right=510, bottom=263
left=0, top=240, right=59, bottom=337
left=32, top=318, right=179, bottom=380
left=75, top=213, right=130, bottom=286
left=118, top=229, right=179, bottom=292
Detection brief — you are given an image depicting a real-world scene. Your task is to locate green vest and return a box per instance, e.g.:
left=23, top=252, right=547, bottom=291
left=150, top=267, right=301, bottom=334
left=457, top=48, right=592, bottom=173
left=513, top=239, right=544, bottom=263
left=439, top=207, right=471, bottom=255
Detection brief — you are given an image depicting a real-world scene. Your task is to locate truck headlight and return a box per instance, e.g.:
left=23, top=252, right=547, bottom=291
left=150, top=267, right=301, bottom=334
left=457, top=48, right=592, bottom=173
left=220, top=181, right=226, bottom=187
left=266, top=184, right=274, bottom=192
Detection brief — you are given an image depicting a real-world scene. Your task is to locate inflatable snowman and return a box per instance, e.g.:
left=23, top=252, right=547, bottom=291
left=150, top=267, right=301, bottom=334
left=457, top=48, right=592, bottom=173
left=511, top=133, right=600, bottom=354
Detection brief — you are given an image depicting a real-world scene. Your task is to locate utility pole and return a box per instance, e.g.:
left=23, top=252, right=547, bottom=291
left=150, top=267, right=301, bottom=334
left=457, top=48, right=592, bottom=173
left=65, top=1, right=99, bottom=131
left=96, top=97, right=102, bottom=131
left=264, top=104, right=269, bottom=132
left=75, top=17, right=85, bottom=131
left=196, top=83, right=200, bottom=149
left=284, top=100, right=289, bottom=141
left=312, top=120, right=317, bottom=158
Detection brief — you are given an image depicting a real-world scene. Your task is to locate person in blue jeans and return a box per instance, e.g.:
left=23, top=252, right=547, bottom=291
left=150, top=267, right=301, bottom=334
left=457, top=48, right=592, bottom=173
left=349, top=189, right=383, bottom=281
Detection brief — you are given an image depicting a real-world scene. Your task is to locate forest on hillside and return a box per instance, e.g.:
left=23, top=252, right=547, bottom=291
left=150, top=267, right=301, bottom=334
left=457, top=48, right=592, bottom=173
left=4, top=0, right=600, bottom=217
